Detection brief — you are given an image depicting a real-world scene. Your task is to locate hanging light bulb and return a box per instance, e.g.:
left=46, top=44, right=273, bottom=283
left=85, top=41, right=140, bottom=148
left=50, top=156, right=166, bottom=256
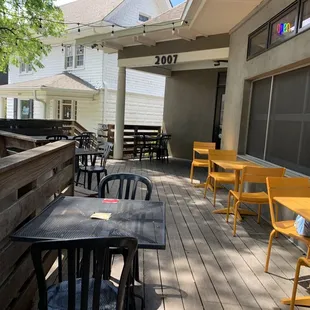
left=77, top=23, right=80, bottom=33
left=172, top=22, right=175, bottom=35
left=143, top=25, right=146, bottom=36
left=39, top=18, right=42, bottom=29
left=61, top=43, right=64, bottom=52
left=111, top=24, right=115, bottom=37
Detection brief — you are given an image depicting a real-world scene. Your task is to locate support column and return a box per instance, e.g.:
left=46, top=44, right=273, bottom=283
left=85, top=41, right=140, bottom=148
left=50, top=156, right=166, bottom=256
left=114, top=67, right=126, bottom=159
left=0, top=98, right=6, bottom=118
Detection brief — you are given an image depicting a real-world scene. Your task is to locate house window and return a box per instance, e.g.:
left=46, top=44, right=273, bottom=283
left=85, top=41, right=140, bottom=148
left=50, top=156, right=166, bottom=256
left=20, top=99, right=34, bottom=119
left=247, top=65, right=310, bottom=175
left=300, top=0, right=310, bottom=29
left=20, top=62, right=32, bottom=74
left=65, top=45, right=85, bottom=69
left=139, top=13, right=150, bottom=22
left=57, top=100, right=77, bottom=120
left=65, top=45, right=73, bottom=69
left=270, top=5, right=297, bottom=46
left=248, top=25, right=268, bottom=58
left=75, top=45, right=84, bottom=67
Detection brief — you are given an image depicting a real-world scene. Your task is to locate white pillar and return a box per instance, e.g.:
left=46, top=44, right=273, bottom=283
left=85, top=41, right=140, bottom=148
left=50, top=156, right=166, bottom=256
left=0, top=98, right=6, bottom=118
left=114, top=67, right=126, bottom=159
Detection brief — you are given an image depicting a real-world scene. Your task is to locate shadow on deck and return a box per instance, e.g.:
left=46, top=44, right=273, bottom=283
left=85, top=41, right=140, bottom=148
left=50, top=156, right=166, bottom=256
left=69, top=159, right=310, bottom=309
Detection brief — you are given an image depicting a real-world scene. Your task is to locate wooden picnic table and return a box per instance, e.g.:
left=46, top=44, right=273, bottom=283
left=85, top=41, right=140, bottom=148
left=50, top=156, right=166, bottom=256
left=212, top=160, right=259, bottom=219
left=273, top=197, right=310, bottom=308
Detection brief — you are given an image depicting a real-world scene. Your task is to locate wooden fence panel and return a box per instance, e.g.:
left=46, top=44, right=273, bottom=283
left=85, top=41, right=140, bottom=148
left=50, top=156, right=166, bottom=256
left=0, top=140, right=75, bottom=310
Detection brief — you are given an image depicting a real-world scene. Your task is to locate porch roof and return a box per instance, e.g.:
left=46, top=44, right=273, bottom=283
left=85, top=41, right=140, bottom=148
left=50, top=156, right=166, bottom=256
left=77, top=0, right=264, bottom=52
left=0, top=72, right=99, bottom=100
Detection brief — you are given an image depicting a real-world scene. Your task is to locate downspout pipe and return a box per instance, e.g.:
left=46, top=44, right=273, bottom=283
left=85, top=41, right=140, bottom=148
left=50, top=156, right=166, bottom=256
left=101, top=50, right=109, bottom=125
left=33, top=90, right=47, bottom=119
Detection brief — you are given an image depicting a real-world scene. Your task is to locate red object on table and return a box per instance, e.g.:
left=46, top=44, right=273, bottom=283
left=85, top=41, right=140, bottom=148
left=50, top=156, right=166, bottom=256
left=102, top=199, right=119, bottom=203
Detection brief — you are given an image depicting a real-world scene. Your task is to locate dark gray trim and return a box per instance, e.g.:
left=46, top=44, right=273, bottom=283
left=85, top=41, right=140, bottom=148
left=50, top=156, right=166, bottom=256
left=118, top=34, right=230, bottom=59
left=246, top=0, right=310, bottom=60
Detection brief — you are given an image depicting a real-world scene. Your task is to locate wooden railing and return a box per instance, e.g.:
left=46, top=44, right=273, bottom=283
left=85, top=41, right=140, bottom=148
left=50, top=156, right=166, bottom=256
left=0, top=119, right=88, bottom=137
left=101, top=124, right=162, bottom=157
left=0, top=141, right=75, bottom=310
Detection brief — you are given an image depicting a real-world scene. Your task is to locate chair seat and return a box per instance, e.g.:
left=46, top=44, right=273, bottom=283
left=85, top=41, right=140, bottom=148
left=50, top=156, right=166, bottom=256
left=230, top=190, right=269, bottom=203
left=275, top=220, right=310, bottom=243
left=47, top=278, right=117, bottom=310
left=192, top=159, right=209, bottom=167
left=80, top=166, right=106, bottom=173
left=209, top=172, right=236, bottom=183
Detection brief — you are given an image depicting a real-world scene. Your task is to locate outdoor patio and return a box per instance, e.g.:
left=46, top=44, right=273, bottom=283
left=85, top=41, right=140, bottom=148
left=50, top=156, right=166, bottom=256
left=72, top=158, right=310, bottom=310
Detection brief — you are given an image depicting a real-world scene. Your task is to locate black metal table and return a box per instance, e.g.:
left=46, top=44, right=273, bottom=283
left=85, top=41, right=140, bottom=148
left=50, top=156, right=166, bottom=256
left=75, top=148, right=102, bottom=157
left=11, top=196, right=166, bottom=250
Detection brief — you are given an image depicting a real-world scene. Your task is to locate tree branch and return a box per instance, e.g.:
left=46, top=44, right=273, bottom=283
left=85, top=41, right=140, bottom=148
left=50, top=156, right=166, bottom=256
left=0, top=27, right=16, bottom=35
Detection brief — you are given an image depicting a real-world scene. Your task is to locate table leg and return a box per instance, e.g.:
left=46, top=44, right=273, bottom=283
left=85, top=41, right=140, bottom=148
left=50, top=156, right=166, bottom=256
left=281, top=296, right=310, bottom=307
left=212, top=170, right=256, bottom=220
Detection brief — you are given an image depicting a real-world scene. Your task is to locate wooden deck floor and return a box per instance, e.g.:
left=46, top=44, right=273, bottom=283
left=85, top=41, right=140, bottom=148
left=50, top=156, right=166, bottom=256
left=52, top=158, right=310, bottom=310
left=99, top=158, right=310, bottom=310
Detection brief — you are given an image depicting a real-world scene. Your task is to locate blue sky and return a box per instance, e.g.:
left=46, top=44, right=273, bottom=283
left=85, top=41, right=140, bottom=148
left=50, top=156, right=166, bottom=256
left=171, top=0, right=185, bottom=6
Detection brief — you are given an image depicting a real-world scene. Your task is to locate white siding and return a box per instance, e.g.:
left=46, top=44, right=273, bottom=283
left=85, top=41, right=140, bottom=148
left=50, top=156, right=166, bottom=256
left=6, top=98, right=13, bottom=118
left=76, top=100, right=103, bottom=132
left=106, top=0, right=165, bottom=27
left=104, top=53, right=165, bottom=97
left=34, top=101, right=45, bottom=119
left=9, top=46, right=104, bottom=88
left=104, top=90, right=164, bottom=126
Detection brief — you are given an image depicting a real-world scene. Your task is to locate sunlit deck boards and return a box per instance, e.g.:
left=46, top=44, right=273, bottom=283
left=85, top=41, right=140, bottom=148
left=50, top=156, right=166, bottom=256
left=44, top=158, right=310, bottom=310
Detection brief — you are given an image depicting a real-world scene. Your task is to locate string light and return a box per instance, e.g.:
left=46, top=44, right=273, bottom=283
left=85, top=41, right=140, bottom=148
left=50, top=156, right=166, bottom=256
left=143, top=25, right=146, bottom=36
left=77, top=23, right=80, bottom=33
left=61, top=43, right=64, bottom=52
left=111, top=25, right=114, bottom=37
left=172, top=22, right=175, bottom=35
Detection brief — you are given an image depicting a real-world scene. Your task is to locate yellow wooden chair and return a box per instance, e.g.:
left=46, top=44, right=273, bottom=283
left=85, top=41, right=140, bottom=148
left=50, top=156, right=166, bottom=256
left=204, top=149, right=237, bottom=206
left=265, top=177, right=310, bottom=273
left=190, top=141, right=216, bottom=184
left=289, top=256, right=310, bottom=310
left=227, top=166, right=286, bottom=237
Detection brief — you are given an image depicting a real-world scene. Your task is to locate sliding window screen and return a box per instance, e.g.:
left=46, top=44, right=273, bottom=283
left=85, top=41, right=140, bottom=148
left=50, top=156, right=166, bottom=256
left=265, top=66, right=310, bottom=174
left=246, top=77, right=272, bottom=159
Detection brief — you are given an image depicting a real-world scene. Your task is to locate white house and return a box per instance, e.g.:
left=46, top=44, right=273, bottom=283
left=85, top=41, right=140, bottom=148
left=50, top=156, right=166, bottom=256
left=0, top=0, right=172, bottom=131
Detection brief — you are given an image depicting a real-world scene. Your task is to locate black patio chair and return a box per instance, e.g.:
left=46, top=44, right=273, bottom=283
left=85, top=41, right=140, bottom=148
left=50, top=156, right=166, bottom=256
left=134, top=135, right=157, bottom=161
left=46, top=135, right=69, bottom=141
left=98, top=173, right=152, bottom=201
left=76, top=142, right=113, bottom=190
left=31, top=237, right=138, bottom=310
left=98, top=173, right=152, bottom=290
left=150, top=134, right=171, bottom=163
left=74, top=135, right=92, bottom=149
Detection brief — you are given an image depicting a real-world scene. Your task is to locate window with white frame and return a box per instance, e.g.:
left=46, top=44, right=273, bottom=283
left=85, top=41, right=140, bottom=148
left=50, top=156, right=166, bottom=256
left=65, top=45, right=74, bottom=69
left=64, top=45, right=85, bottom=69
left=139, top=13, right=150, bottom=22
left=75, top=45, right=85, bottom=67
left=20, top=62, right=32, bottom=74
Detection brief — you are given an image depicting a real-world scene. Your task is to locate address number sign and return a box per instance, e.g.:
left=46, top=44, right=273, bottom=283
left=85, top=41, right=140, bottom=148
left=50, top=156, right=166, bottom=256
left=155, top=54, right=178, bottom=65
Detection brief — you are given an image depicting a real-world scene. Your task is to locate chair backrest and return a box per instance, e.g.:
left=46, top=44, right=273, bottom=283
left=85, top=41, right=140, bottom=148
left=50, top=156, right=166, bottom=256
left=99, top=142, right=113, bottom=166
left=159, top=134, right=171, bottom=148
left=267, top=177, right=310, bottom=224
left=82, top=131, right=96, bottom=139
left=46, top=135, right=68, bottom=141
left=193, top=141, right=216, bottom=159
left=99, top=173, right=152, bottom=200
left=74, top=135, right=91, bottom=149
left=239, top=166, right=286, bottom=198
left=208, top=149, right=237, bottom=172
left=31, top=237, right=137, bottom=310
